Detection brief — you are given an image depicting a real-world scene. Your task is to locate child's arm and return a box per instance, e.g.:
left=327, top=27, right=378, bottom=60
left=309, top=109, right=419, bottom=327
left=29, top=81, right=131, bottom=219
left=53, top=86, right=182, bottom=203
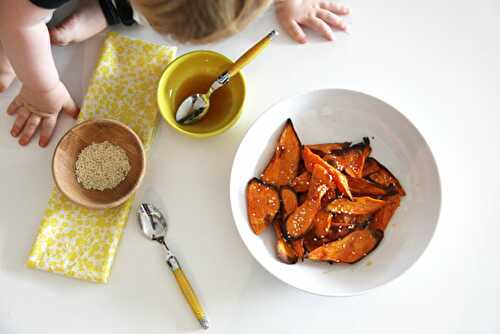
left=275, top=0, right=350, bottom=43
left=0, top=0, right=78, bottom=147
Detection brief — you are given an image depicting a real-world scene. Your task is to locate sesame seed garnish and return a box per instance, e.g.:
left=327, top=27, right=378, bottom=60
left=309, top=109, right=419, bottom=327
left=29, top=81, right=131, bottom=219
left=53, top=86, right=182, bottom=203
left=75, top=141, right=130, bottom=191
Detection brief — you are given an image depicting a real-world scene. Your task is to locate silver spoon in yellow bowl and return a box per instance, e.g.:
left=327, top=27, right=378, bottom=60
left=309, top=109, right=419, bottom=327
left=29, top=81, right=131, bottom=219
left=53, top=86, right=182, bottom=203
left=175, top=30, right=278, bottom=125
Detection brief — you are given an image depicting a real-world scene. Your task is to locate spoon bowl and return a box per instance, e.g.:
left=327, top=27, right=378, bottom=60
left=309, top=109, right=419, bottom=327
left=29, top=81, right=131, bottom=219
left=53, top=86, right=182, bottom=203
left=137, top=203, right=168, bottom=241
left=175, top=93, right=211, bottom=124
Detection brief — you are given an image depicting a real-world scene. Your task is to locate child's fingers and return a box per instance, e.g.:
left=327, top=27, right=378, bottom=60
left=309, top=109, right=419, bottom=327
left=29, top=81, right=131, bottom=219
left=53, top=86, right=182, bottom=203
left=49, top=26, right=71, bottom=46
left=304, top=17, right=335, bottom=41
left=283, top=20, right=307, bottom=44
left=7, top=97, right=22, bottom=116
left=62, top=97, right=79, bottom=119
left=10, top=107, right=31, bottom=137
left=317, top=10, right=348, bottom=31
left=39, top=116, right=57, bottom=147
left=19, top=114, right=41, bottom=146
left=320, top=2, right=350, bottom=15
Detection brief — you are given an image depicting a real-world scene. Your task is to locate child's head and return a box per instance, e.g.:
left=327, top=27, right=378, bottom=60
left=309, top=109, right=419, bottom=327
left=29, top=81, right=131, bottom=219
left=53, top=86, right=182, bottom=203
left=133, top=0, right=271, bottom=43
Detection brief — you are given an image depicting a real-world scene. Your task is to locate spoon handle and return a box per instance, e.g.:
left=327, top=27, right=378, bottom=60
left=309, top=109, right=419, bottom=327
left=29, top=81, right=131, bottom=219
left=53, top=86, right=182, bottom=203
left=167, top=256, right=209, bottom=329
left=227, top=30, right=278, bottom=78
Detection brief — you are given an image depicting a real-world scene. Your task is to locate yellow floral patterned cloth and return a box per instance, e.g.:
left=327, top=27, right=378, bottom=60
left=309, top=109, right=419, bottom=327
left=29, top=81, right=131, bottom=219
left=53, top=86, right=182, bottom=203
left=27, top=32, right=176, bottom=283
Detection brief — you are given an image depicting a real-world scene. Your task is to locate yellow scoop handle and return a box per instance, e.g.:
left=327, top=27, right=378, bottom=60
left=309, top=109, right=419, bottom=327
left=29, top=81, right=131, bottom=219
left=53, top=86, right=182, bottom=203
left=227, top=30, right=278, bottom=78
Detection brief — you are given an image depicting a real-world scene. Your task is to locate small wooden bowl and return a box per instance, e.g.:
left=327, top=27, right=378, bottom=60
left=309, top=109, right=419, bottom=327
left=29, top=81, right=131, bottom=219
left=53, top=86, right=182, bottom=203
left=52, top=119, right=146, bottom=209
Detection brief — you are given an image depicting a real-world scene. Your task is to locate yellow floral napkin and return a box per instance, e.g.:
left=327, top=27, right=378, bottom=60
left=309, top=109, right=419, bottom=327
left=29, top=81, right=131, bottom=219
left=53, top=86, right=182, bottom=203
left=27, top=32, right=176, bottom=283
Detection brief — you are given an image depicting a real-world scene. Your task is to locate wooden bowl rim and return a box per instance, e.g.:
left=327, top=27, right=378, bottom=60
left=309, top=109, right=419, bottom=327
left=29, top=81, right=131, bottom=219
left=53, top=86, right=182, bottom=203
left=52, top=118, right=146, bottom=210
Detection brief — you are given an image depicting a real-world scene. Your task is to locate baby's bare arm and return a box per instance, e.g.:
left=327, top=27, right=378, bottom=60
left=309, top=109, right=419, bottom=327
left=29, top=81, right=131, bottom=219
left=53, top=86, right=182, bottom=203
left=0, top=0, right=78, bottom=147
left=0, top=0, right=59, bottom=93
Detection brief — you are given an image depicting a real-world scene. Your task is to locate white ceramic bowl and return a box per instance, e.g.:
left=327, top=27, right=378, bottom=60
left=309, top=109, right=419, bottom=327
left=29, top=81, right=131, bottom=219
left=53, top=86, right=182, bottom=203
left=230, top=89, right=441, bottom=296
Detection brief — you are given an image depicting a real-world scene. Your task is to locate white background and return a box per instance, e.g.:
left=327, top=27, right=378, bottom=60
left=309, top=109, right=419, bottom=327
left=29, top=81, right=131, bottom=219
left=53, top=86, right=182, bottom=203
left=1, top=0, right=499, bottom=333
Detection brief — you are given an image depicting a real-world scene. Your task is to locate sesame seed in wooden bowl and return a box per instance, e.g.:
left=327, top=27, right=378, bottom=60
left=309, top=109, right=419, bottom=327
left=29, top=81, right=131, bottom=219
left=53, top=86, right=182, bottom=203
left=52, top=119, right=146, bottom=210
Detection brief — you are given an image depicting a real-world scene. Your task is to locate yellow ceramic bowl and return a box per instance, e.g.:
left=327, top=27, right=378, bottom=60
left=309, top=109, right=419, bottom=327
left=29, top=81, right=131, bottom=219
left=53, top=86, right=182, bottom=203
left=157, top=50, right=246, bottom=138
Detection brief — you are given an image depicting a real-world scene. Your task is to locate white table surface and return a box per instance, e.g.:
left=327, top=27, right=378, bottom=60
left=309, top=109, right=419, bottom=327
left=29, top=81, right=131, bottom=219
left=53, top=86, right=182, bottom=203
left=1, top=0, right=499, bottom=333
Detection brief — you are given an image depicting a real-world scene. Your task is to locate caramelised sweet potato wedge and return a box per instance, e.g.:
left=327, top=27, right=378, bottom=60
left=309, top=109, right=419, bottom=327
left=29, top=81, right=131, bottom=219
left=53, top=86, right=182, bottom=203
left=362, top=157, right=381, bottom=177
left=291, top=239, right=305, bottom=260
left=246, top=178, right=280, bottom=235
left=327, top=197, right=386, bottom=215
left=327, top=224, right=358, bottom=242
left=307, top=163, right=335, bottom=196
left=304, top=219, right=356, bottom=253
left=346, top=175, right=394, bottom=197
left=280, top=187, right=298, bottom=219
left=302, top=147, right=352, bottom=199
left=312, top=210, right=333, bottom=238
left=303, top=230, right=326, bottom=253
left=306, top=142, right=351, bottom=156
left=260, top=119, right=301, bottom=186
left=370, top=195, right=401, bottom=231
left=285, top=197, right=321, bottom=239
left=323, top=138, right=371, bottom=178
left=331, top=213, right=373, bottom=228
left=307, top=229, right=383, bottom=263
left=365, top=158, right=406, bottom=196
left=321, top=188, right=338, bottom=208
left=290, top=171, right=311, bottom=193
left=273, top=221, right=298, bottom=264
left=285, top=165, right=330, bottom=239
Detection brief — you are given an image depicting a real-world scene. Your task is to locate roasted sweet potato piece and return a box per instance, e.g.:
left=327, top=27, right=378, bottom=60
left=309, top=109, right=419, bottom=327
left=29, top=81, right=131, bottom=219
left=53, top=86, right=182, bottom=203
left=327, top=224, right=357, bottom=242
left=291, top=239, right=305, bottom=260
left=285, top=165, right=330, bottom=239
left=321, top=188, right=338, bottom=208
left=273, top=221, right=298, bottom=264
left=307, top=229, right=383, bottom=263
left=304, top=221, right=356, bottom=252
left=303, top=230, right=326, bottom=252
left=331, top=214, right=356, bottom=227
left=307, top=164, right=335, bottom=197
left=332, top=213, right=373, bottom=229
left=297, top=159, right=307, bottom=175
left=260, top=119, right=301, bottom=186
left=286, top=196, right=322, bottom=239
left=362, top=157, right=381, bottom=177
left=246, top=178, right=280, bottom=235
left=327, top=197, right=386, bottom=215
left=306, top=142, right=351, bottom=156
left=280, top=187, right=298, bottom=219
left=323, top=138, right=371, bottom=178
left=276, top=239, right=297, bottom=264
left=370, top=195, right=401, bottom=231
left=347, top=175, right=393, bottom=197
left=290, top=171, right=311, bottom=193
left=312, top=210, right=333, bottom=238
left=302, top=147, right=352, bottom=199
left=365, top=158, right=406, bottom=196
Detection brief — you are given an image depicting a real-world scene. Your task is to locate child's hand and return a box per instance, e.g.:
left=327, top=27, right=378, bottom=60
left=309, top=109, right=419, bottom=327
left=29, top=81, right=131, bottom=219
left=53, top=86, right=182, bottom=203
left=275, top=0, right=350, bottom=43
left=7, top=82, right=79, bottom=147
